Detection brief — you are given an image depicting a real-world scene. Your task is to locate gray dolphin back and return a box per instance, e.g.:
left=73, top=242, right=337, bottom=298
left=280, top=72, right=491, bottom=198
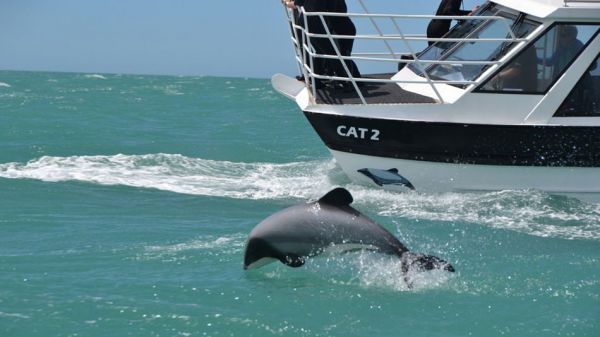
left=244, top=188, right=409, bottom=269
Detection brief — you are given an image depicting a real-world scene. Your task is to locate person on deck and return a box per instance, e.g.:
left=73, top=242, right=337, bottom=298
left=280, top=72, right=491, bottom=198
left=284, top=0, right=361, bottom=85
left=427, top=0, right=472, bottom=46
left=398, top=0, right=474, bottom=71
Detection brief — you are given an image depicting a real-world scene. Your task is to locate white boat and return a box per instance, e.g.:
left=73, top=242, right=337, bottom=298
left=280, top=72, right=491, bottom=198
left=273, top=0, right=600, bottom=199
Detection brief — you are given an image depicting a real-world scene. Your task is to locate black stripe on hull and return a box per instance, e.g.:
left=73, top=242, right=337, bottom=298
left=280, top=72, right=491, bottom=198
left=303, top=111, right=600, bottom=167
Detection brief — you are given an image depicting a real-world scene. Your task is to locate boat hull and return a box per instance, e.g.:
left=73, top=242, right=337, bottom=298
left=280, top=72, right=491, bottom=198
left=303, top=111, right=600, bottom=197
left=304, top=111, right=600, bottom=167
left=332, top=150, right=600, bottom=195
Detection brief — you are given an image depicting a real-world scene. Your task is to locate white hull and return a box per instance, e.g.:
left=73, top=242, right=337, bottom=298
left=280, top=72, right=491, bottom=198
left=331, top=150, right=600, bottom=201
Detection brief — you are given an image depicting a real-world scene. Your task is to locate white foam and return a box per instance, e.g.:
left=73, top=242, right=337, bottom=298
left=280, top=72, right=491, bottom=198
left=0, top=154, right=338, bottom=200
left=354, top=189, right=600, bottom=240
left=0, top=82, right=11, bottom=88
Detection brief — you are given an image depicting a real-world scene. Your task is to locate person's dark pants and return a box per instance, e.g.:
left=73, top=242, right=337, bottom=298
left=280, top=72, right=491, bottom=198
left=300, top=0, right=360, bottom=85
left=329, top=16, right=361, bottom=78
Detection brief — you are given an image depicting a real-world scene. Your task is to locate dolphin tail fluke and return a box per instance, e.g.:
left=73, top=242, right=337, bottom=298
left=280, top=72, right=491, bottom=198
left=401, top=252, right=455, bottom=273
left=281, top=254, right=305, bottom=268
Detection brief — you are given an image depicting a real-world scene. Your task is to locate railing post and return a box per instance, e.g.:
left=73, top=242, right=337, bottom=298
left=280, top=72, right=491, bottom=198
left=284, top=6, right=306, bottom=84
left=300, top=8, right=318, bottom=103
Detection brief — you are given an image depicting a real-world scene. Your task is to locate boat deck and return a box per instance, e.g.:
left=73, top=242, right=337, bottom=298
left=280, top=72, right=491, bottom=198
left=314, top=73, right=436, bottom=105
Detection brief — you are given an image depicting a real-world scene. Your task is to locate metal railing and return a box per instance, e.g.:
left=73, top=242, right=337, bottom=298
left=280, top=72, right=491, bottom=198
left=283, top=1, right=529, bottom=105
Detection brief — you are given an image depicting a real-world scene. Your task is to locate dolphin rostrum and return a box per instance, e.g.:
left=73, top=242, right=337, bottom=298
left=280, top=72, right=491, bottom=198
left=243, top=188, right=455, bottom=274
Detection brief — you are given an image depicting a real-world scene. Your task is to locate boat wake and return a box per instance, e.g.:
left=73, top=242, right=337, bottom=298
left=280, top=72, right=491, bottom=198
left=1, top=153, right=599, bottom=240
left=352, top=188, right=600, bottom=241
left=0, top=153, right=340, bottom=200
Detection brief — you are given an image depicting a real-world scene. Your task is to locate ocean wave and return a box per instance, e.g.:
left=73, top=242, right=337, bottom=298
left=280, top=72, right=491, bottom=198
left=154, top=84, right=184, bottom=96
left=145, top=234, right=246, bottom=255
left=1, top=154, right=598, bottom=240
left=140, top=234, right=247, bottom=261
left=0, top=311, right=31, bottom=319
left=0, top=82, right=11, bottom=88
left=84, top=74, right=107, bottom=80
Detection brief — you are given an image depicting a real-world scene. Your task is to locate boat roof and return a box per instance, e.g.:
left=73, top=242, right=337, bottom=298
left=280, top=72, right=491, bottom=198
left=492, top=0, right=600, bottom=20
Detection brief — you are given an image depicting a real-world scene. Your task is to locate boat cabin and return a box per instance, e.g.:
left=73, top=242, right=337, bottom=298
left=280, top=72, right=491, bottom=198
left=281, top=0, right=600, bottom=123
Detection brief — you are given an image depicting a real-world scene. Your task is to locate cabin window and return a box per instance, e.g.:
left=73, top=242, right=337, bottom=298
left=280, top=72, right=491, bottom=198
left=411, top=7, right=539, bottom=85
left=479, top=23, right=600, bottom=94
left=554, top=53, right=600, bottom=117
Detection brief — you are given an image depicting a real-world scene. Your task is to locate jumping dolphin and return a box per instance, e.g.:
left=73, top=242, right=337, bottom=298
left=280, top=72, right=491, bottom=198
left=358, top=168, right=415, bottom=190
left=243, top=188, right=455, bottom=274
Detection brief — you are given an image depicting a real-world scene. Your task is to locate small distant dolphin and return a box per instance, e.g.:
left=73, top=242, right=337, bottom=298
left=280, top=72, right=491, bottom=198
left=358, top=168, right=415, bottom=190
left=243, top=188, right=454, bottom=274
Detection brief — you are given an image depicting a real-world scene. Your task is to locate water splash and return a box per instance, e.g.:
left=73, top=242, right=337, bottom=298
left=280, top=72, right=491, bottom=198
left=261, top=251, right=455, bottom=292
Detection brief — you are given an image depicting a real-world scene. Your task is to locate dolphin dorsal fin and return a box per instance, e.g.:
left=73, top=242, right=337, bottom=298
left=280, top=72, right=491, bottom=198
left=318, top=188, right=353, bottom=206
left=388, top=168, right=399, bottom=174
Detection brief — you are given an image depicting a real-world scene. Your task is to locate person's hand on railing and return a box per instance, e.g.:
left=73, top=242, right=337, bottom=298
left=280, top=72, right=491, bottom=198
left=282, top=0, right=297, bottom=9
left=467, top=6, right=480, bottom=16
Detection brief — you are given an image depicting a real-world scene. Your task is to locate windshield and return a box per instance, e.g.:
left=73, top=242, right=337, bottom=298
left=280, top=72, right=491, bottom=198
left=409, top=5, right=538, bottom=85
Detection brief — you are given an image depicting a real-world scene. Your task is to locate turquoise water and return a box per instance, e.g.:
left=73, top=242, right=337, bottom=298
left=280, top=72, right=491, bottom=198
left=0, top=70, right=599, bottom=336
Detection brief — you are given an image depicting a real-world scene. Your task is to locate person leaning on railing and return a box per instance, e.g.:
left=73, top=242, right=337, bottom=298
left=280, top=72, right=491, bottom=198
left=283, top=0, right=361, bottom=88
left=398, top=0, right=476, bottom=71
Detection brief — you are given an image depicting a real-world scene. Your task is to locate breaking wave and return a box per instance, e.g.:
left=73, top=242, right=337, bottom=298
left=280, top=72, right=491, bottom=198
left=0, top=82, right=11, bottom=88
left=1, top=153, right=599, bottom=240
